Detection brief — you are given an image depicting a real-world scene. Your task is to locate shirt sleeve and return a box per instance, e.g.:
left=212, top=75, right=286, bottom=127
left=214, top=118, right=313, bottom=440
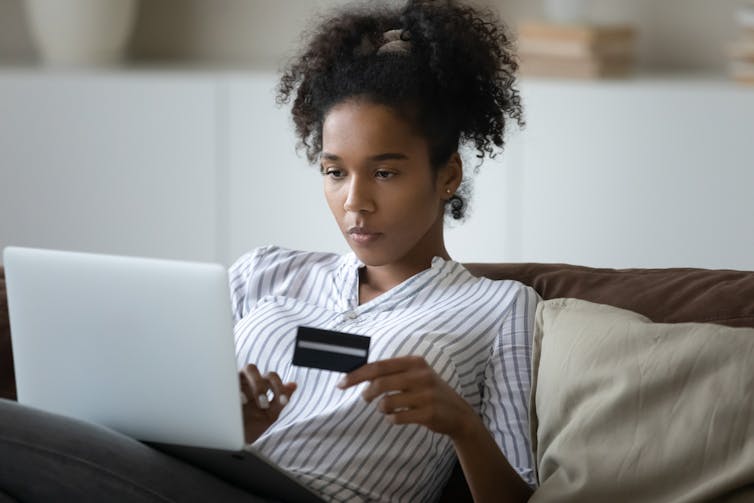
left=480, top=284, right=541, bottom=488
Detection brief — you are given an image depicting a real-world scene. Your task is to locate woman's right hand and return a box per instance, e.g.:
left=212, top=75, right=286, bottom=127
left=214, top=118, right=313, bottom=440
left=239, top=364, right=297, bottom=444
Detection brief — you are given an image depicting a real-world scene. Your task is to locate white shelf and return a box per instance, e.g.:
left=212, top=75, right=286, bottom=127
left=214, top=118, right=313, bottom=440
left=2, top=65, right=751, bottom=91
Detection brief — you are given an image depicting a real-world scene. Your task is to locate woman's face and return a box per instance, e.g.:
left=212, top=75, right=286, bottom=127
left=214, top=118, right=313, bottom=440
left=321, top=99, right=457, bottom=268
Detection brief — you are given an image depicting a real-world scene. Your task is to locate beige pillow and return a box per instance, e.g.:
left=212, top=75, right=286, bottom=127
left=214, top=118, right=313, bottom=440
left=530, top=298, right=754, bottom=503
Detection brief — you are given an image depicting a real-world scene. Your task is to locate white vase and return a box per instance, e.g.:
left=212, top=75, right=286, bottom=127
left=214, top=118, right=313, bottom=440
left=543, top=0, right=589, bottom=24
left=25, top=0, right=139, bottom=66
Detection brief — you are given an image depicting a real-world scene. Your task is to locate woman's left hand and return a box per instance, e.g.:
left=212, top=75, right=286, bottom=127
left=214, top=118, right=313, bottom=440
left=337, top=355, right=476, bottom=440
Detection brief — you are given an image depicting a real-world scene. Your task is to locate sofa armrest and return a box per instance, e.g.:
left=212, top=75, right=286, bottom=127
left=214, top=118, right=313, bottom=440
left=0, top=266, right=16, bottom=400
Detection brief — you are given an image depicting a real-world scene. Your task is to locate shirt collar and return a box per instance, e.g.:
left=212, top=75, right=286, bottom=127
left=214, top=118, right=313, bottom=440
left=337, top=252, right=454, bottom=311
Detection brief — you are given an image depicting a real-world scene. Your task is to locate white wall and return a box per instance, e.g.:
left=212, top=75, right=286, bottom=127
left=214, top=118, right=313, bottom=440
left=508, top=76, right=754, bottom=270
left=224, top=74, right=347, bottom=260
left=0, top=70, right=222, bottom=262
left=2, top=70, right=753, bottom=270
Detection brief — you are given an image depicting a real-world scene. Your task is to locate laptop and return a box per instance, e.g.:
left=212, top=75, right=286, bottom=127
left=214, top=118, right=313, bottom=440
left=2, top=246, right=324, bottom=503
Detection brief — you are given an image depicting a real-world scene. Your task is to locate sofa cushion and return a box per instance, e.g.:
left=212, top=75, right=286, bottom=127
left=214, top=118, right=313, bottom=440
left=530, top=298, right=754, bottom=502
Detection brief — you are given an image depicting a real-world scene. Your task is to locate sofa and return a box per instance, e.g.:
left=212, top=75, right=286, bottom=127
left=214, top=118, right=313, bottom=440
left=2, top=263, right=753, bottom=502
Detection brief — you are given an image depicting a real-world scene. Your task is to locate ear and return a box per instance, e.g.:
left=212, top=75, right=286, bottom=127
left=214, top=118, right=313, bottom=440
left=436, top=152, right=463, bottom=199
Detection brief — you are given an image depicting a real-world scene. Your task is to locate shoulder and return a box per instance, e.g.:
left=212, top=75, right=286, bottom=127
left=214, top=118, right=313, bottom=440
left=229, top=245, right=342, bottom=281
left=455, top=268, right=541, bottom=339
left=456, top=265, right=540, bottom=311
left=228, top=246, right=344, bottom=320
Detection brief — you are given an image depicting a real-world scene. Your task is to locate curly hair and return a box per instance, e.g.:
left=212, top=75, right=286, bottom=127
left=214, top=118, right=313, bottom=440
left=277, top=0, right=523, bottom=219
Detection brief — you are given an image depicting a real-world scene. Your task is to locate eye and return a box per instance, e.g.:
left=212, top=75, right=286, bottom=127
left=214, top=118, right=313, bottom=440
left=375, top=170, right=395, bottom=180
left=321, top=167, right=345, bottom=179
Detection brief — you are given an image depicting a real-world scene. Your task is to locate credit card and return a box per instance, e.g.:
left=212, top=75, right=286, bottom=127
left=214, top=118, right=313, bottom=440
left=292, top=326, right=370, bottom=373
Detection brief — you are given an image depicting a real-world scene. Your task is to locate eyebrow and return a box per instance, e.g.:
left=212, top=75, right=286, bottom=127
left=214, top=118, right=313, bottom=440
left=320, top=152, right=409, bottom=162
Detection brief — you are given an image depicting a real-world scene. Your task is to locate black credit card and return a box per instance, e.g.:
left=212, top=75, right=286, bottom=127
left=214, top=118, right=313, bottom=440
left=292, top=326, right=370, bottom=373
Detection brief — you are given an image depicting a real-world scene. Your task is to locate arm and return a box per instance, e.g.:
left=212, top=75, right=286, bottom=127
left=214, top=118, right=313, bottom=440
left=338, top=285, right=540, bottom=502
left=338, top=355, right=531, bottom=502
left=477, top=285, right=539, bottom=491
left=452, top=410, right=532, bottom=503
left=229, top=248, right=299, bottom=443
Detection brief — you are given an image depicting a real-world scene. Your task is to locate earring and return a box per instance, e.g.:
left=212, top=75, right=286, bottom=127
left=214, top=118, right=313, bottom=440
left=445, top=188, right=452, bottom=195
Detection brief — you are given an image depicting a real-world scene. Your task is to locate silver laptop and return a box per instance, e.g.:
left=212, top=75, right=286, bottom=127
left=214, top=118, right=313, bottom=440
left=3, top=246, right=323, bottom=503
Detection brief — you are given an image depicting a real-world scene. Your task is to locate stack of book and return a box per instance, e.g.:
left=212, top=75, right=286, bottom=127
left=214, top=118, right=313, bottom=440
left=729, top=1, right=754, bottom=85
left=517, top=21, right=637, bottom=79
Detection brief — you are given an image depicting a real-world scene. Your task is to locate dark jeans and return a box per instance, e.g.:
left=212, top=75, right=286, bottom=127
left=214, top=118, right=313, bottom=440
left=0, top=399, right=274, bottom=502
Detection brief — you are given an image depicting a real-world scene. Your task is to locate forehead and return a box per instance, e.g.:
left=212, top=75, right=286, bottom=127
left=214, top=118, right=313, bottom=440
left=322, top=100, right=426, bottom=156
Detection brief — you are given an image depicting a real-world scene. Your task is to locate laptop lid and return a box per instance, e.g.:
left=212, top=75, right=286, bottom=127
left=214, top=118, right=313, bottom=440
left=3, top=246, right=245, bottom=451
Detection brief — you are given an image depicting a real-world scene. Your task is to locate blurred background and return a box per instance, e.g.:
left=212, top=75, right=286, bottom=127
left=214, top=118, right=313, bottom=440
left=1, top=0, right=753, bottom=270
left=0, top=0, right=747, bottom=71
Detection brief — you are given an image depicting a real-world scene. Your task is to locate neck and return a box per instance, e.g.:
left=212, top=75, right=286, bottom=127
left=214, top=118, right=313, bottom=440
left=360, top=250, right=448, bottom=292
left=358, top=218, right=450, bottom=299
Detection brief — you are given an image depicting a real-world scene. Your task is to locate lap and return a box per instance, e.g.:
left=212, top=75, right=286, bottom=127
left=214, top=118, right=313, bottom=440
left=0, top=399, right=274, bottom=503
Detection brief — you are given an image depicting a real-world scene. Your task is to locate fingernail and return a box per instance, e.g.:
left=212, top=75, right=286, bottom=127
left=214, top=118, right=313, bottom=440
left=336, top=377, right=347, bottom=389
left=258, top=394, right=270, bottom=409
left=240, top=392, right=248, bottom=405
left=279, top=395, right=288, bottom=406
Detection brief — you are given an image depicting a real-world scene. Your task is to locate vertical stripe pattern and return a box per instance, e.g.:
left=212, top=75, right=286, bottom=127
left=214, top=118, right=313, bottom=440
left=229, top=246, right=539, bottom=502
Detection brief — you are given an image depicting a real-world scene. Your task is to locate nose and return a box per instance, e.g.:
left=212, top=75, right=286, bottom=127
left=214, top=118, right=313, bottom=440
left=343, top=175, right=375, bottom=213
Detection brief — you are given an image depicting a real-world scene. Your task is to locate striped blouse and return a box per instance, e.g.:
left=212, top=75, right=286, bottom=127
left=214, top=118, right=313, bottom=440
left=229, top=245, right=539, bottom=502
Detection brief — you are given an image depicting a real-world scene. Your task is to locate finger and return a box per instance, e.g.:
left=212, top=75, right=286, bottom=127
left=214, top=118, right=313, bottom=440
left=386, top=408, right=431, bottom=426
left=284, top=381, right=298, bottom=396
left=281, top=382, right=297, bottom=405
left=242, top=364, right=271, bottom=409
left=338, top=356, right=425, bottom=389
left=377, top=390, right=430, bottom=414
left=265, top=372, right=289, bottom=407
left=238, top=372, right=253, bottom=405
left=361, top=370, right=429, bottom=403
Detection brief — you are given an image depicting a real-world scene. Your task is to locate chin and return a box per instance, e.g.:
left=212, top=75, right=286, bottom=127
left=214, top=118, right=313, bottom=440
left=347, top=245, right=394, bottom=267
left=351, top=250, right=390, bottom=267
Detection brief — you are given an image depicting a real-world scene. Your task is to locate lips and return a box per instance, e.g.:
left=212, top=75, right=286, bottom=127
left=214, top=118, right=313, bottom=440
left=347, top=226, right=382, bottom=245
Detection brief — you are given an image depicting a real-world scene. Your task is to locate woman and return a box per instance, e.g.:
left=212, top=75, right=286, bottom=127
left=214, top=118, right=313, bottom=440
left=0, top=1, right=537, bottom=502
left=233, top=1, right=537, bottom=501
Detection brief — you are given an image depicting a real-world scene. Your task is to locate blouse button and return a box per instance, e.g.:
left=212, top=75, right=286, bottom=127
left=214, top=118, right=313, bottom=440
left=345, top=311, right=358, bottom=320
